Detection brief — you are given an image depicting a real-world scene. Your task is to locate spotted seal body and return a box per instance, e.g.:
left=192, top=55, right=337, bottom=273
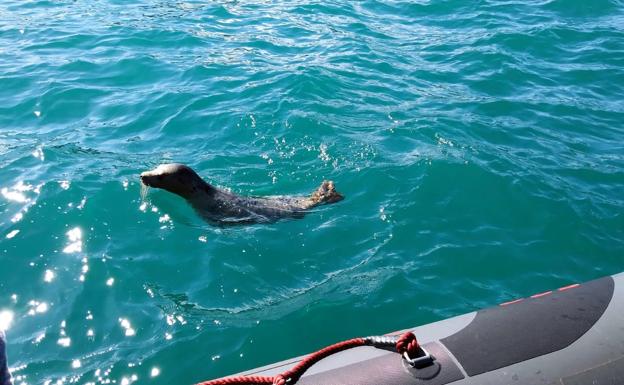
left=140, top=164, right=343, bottom=225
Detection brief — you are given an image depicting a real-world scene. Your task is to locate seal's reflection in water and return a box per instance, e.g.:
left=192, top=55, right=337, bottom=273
left=0, top=331, right=11, bottom=385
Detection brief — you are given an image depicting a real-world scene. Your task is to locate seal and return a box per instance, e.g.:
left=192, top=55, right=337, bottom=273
left=140, top=163, right=344, bottom=225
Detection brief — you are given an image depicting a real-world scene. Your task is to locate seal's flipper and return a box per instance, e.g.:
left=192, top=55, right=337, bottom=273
left=311, top=180, right=344, bottom=204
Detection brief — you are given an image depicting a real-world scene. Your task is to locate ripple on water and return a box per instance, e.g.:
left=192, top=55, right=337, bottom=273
left=0, top=0, right=623, bottom=384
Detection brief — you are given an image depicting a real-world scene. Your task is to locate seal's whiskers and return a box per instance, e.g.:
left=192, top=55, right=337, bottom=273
left=140, top=183, right=150, bottom=201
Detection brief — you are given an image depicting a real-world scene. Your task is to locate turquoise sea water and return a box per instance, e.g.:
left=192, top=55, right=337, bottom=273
left=1, top=0, right=623, bottom=384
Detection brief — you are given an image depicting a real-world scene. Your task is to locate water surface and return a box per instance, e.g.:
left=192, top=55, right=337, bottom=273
left=0, top=1, right=623, bottom=384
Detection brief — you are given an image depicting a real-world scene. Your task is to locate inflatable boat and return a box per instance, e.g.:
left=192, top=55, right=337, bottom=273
left=199, top=272, right=624, bottom=385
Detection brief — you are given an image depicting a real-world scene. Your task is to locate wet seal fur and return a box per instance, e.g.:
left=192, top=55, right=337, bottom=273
left=140, top=164, right=344, bottom=225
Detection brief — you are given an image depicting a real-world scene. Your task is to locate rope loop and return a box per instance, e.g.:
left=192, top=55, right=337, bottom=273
left=395, top=331, right=420, bottom=358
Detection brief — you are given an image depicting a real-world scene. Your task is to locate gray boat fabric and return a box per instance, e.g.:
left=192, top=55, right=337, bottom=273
left=0, top=331, right=11, bottom=385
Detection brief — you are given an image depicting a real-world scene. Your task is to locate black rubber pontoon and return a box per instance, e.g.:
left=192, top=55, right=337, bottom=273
left=233, top=272, right=624, bottom=385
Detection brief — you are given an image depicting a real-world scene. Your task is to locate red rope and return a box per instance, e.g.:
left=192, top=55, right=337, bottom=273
left=197, top=376, right=274, bottom=385
left=197, top=333, right=418, bottom=385
left=272, top=338, right=366, bottom=385
left=396, top=331, right=420, bottom=357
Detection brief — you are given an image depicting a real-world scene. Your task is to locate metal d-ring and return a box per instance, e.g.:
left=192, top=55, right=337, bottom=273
left=403, top=346, right=434, bottom=368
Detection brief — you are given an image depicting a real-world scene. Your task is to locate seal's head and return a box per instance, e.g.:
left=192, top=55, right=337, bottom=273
left=140, top=163, right=207, bottom=198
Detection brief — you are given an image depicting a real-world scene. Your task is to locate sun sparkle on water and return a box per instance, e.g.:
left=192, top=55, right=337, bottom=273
left=0, top=310, right=14, bottom=331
